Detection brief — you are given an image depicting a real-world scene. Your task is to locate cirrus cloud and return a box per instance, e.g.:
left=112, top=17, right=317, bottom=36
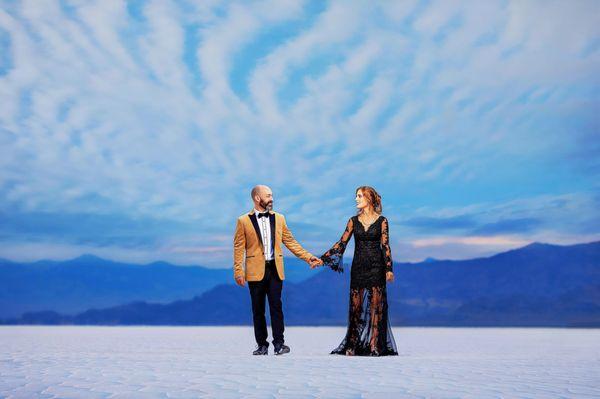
left=0, top=0, right=598, bottom=266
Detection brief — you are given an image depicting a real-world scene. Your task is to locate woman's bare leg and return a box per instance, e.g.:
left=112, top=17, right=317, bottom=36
left=346, top=288, right=363, bottom=355
left=369, top=286, right=383, bottom=353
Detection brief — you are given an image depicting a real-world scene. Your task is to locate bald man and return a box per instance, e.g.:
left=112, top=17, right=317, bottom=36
left=233, top=185, right=321, bottom=355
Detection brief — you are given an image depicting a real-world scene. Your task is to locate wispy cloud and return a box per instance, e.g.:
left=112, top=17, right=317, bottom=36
left=0, top=0, right=598, bottom=266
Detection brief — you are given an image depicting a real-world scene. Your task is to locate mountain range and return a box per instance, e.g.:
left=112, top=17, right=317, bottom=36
left=0, top=254, right=313, bottom=318
left=2, top=241, right=599, bottom=327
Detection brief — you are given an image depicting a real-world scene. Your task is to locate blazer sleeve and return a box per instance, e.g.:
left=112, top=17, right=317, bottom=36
left=281, top=215, right=313, bottom=262
left=233, top=218, right=246, bottom=278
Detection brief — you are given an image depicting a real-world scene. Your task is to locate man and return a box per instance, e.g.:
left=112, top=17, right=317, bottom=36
left=233, top=185, right=321, bottom=355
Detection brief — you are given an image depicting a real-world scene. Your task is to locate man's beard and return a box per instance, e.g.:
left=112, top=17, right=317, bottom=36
left=260, top=199, right=273, bottom=210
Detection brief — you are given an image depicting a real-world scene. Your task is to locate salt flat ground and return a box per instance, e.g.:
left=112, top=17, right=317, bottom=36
left=1, top=326, right=599, bottom=399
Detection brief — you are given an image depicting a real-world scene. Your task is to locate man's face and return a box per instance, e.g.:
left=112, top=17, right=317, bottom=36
left=258, top=187, right=273, bottom=210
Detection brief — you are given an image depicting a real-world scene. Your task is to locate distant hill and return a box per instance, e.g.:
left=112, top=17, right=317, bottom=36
left=4, top=241, right=599, bottom=327
left=0, top=254, right=314, bottom=318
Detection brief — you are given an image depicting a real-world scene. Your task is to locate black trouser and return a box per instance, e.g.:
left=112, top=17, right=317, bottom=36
left=248, top=259, right=284, bottom=347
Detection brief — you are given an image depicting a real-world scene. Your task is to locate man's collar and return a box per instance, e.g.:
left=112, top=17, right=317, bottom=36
left=248, top=208, right=273, bottom=215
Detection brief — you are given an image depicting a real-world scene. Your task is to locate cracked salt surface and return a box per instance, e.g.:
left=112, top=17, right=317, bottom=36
left=1, top=326, right=599, bottom=398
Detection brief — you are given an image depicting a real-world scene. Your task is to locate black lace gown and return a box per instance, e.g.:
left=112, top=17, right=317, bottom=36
left=319, top=215, right=398, bottom=356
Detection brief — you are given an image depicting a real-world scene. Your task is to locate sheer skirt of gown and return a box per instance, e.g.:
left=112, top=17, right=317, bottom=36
left=319, top=215, right=398, bottom=356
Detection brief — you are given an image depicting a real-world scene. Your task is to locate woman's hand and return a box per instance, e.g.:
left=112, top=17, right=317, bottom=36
left=386, top=271, right=394, bottom=282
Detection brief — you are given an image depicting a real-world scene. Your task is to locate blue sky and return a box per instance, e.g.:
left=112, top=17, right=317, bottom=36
left=0, top=0, right=598, bottom=267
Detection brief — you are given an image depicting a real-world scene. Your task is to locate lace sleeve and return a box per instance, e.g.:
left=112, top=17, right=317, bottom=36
left=319, top=217, right=354, bottom=273
left=381, top=216, right=393, bottom=273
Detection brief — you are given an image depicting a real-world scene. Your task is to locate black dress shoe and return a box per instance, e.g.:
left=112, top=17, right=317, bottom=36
left=274, top=344, right=290, bottom=355
left=253, top=345, right=268, bottom=355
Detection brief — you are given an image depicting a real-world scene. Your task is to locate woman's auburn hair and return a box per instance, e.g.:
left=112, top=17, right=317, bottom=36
left=356, top=186, right=382, bottom=214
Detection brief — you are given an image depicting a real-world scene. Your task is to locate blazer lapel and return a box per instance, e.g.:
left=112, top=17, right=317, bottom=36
left=269, top=211, right=275, bottom=253
left=248, top=211, right=264, bottom=249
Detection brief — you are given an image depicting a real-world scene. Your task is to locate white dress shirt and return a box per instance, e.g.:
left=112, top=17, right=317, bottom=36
left=254, top=208, right=273, bottom=260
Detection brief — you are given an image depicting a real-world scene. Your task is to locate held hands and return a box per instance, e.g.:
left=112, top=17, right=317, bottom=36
left=386, top=271, right=394, bottom=282
left=308, top=256, right=324, bottom=269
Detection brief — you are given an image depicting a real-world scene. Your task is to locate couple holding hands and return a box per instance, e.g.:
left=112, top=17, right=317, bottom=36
left=233, top=185, right=398, bottom=356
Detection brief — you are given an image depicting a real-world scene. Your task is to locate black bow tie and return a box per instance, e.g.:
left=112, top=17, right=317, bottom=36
left=257, top=212, right=269, bottom=219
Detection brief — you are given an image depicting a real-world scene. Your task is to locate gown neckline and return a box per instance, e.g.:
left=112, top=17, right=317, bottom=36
left=356, top=214, right=382, bottom=232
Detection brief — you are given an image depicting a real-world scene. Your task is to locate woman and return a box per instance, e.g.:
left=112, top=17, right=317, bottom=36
left=318, top=186, right=398, bottom=356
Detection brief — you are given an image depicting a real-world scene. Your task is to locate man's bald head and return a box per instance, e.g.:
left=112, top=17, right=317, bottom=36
left=251, top=185, right=273, bottom=211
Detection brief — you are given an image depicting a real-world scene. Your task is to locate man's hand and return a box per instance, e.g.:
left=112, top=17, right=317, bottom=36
left=386, top=271, right=394, bottom=282
left=308, top=256, right=323, bottom=269
left=235, top=275, right=246, bottom=287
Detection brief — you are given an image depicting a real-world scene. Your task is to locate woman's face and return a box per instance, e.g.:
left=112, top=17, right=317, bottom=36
left=355, top=190, right=368, bottom=209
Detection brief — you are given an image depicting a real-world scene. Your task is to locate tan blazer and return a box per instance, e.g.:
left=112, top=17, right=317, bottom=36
left=233, top=209, right=314, bottom=281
